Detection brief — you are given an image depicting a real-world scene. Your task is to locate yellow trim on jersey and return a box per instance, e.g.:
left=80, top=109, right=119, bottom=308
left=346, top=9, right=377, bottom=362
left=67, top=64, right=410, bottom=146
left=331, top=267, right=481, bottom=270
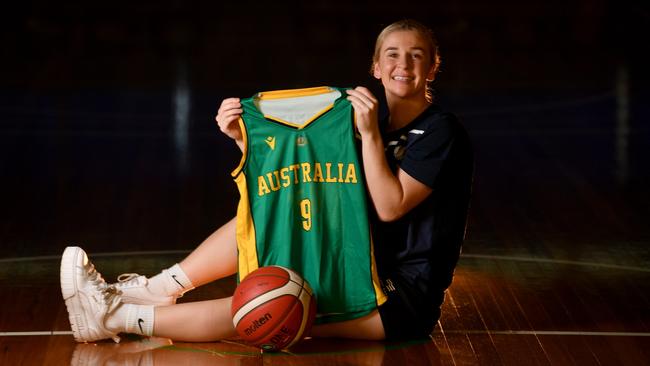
left=257, top=86, right=333, bottom=100
left=256, top=86, right=337, bottom=129
left=263, top=103, right=334, bottom=129
left=231, top=117, right=248, bottom=178
left=352, top=109, right=362, bottom=140
left=369, top=235, right=387, bottom=306
left=234, top=172, right=259, bottom=279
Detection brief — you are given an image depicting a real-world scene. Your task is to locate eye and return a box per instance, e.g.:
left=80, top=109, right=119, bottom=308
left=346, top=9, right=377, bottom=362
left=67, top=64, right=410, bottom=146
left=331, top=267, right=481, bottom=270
left=387, top=52, right=399, bottom=58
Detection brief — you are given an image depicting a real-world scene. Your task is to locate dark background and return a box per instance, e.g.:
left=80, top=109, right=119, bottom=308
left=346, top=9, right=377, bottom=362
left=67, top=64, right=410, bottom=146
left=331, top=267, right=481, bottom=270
left=1, top=0, right=648, bottom=263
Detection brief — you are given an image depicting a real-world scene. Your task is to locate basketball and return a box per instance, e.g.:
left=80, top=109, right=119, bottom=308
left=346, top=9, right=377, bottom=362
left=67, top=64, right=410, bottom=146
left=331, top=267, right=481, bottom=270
left=231, top=265, right=317, bottom=351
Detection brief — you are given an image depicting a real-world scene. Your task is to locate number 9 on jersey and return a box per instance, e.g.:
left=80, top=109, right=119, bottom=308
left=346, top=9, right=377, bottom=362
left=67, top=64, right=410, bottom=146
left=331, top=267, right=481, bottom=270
left=300, top=199, right=311, bottom=231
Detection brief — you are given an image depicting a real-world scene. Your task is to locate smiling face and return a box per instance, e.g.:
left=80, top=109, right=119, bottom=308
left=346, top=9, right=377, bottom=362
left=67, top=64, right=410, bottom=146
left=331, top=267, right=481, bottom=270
left=372, top=29, right=437, bottom=104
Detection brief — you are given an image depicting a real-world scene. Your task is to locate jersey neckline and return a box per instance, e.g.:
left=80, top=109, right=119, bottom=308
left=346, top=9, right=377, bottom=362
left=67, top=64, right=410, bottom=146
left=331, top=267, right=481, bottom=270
left=248, top=86, right=345, bottom=130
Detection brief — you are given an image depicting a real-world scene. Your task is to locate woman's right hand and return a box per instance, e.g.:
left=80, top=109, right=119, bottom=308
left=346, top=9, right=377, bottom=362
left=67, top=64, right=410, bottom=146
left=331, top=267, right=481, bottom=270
left=215, top=98, right=244, bottom=147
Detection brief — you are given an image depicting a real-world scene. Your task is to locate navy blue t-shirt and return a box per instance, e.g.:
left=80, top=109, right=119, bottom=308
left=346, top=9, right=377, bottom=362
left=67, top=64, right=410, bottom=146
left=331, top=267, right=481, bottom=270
left=372, top=103, right=474, bottom=310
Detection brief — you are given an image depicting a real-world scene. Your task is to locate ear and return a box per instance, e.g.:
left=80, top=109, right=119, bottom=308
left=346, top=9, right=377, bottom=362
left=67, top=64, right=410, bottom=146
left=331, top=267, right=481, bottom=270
left=426, top=64, right=436, bottom=82
left=372, top=62, right=381, bottom=79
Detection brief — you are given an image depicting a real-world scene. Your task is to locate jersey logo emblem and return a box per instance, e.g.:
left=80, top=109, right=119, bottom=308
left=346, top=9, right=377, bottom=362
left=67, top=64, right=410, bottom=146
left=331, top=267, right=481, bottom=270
left=296, top=136, right=307, bottom=146
left=265, top=136, right=276, bottom=150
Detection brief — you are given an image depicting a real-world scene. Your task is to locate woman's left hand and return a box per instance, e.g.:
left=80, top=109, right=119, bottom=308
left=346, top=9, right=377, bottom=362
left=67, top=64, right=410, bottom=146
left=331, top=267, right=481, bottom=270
left=346, top=87, right=380, bottom=137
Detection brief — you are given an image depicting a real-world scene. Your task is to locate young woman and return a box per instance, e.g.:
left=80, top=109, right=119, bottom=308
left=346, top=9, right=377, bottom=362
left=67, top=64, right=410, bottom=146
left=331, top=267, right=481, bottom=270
left=60, top=19, right=472, bottom=343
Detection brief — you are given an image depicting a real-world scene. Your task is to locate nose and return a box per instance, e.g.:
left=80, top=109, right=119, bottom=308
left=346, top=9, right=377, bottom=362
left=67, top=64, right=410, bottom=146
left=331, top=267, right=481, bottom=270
left=396, top=54, right=412, bottom=69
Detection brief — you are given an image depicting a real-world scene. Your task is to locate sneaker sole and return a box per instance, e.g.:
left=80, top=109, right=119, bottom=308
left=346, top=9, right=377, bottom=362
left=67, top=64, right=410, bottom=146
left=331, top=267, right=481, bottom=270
left=60, top=246, right=89, bottom=342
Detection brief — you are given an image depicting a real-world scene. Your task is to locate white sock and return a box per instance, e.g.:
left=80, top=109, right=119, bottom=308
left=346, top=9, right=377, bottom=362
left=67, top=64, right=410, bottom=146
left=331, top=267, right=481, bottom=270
left=126, top=304, right=155, bottom=336
left=106, top=304, right=155, bottom=336
left=147, top=263, right=195, bottom=298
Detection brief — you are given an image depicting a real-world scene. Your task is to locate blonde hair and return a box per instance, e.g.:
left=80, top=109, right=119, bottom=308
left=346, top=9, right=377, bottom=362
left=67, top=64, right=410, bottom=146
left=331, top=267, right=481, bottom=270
left=371, top=19, right=441, bottom=103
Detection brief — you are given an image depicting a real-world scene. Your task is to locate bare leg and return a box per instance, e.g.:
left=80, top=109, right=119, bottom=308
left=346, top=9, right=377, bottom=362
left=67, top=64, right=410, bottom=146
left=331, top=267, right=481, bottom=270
left=151, top=217, right=386, bottom=342
left=153, top=297, right=238, bottom=342
left=151, top=298, right=383, bottom=342
left=178, top=217, right=238, bottom=287
left=311, top=310, right=385, bottom=340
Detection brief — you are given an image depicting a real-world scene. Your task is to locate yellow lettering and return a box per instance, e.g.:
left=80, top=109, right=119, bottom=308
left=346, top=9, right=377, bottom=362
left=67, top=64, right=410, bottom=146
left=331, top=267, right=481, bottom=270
left=289, top=164, right=301, bottom=184
left=300, top=199, right=312, bottom=231
left=258, top=175, right=270, bottom=196
left=266, top=171, right=281, bottom=192
left=313, top=163, right=324, bottom=183
left=280, top=167, right=290, bottom=187
left=325, top=163, right=337, bottom=183
left=259, top=161, right=357, bottom=197
left=301, top=163, right=312, bottom=183
left=345, top=163, right=357, bottom=183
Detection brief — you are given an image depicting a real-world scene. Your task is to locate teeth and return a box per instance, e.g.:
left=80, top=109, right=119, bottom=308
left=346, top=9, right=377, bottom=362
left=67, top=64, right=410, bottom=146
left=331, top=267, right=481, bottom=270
left=393, top=76, right=412, bottom=81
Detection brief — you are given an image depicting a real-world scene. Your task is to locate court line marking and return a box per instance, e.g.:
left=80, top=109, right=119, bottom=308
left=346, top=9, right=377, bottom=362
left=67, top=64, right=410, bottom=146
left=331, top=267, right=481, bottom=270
left=0, top=250, right=190, bottom=263
left=0, top=331, right=73, bottom=336
left=2, top=250, right=647, bottom=272
left=461, top=253, right=650, bottom=273
left=437, top=330, right=650, bottom=337
left=2, top=330, right=650, bottom=337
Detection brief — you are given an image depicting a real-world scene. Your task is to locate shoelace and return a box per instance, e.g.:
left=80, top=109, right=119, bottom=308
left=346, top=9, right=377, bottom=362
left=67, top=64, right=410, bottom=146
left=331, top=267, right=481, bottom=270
left=86, top=262, right=108, bottom=290
left=116, top=273, right=141, bottom=285
left=102, top=286, right=122, bottom=309
left=86, top=262, right=122, bottom=309
left=103, top=273, right=143, bottom=296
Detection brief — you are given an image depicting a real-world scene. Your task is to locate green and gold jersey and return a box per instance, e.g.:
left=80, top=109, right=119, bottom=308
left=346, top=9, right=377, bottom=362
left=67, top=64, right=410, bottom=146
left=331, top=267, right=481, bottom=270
left=232, top=86, right=386, bottom=323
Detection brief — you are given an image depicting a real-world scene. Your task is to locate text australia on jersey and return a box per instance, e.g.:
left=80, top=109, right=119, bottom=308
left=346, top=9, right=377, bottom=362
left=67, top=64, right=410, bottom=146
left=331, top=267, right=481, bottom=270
left=257, top=162, right=358, bottom=197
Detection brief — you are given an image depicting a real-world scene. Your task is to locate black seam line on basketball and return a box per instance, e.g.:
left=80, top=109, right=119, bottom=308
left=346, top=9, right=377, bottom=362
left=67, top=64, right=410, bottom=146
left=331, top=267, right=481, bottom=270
left=255, top=295, right=304, bottom=349
left=237, top=285, right=293, bottom=324
left=245, top=273, right=304, bottom=287
left=236, top=293, right=290, bottom=328
left=236, top=277, right=305, bottom=321
left=236, top=295, right=274, bottom=328
left=290, top=283, right=309, bottom=348
left=244, top=294, right=301, bottom=345
left=243, top=294, right=296, bottom=344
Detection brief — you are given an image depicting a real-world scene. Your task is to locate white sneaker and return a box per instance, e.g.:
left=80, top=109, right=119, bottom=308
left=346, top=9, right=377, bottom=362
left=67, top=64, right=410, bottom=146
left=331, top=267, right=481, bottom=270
left=112, top=273, right=177, bottom=306
left=60, top=246, right=122, bottom=343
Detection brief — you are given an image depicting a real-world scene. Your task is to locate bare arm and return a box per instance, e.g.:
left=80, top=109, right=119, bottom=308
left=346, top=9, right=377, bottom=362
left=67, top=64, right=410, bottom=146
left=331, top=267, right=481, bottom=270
left=346, top=87, right=432, bottom=222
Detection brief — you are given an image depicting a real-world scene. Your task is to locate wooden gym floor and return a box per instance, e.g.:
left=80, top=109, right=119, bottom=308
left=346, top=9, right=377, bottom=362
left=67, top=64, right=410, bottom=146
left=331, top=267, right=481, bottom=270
left=1, top=89, right=649, bottom=365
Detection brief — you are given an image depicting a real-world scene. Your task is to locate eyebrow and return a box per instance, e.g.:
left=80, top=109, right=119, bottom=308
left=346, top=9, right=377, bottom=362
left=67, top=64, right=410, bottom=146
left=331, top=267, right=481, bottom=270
left=384, top=46, right=426, bottom=52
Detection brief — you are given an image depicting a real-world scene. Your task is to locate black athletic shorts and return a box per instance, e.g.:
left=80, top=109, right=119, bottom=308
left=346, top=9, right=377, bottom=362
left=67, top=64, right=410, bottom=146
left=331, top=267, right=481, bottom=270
left=377, top=274, right=441, bottom=341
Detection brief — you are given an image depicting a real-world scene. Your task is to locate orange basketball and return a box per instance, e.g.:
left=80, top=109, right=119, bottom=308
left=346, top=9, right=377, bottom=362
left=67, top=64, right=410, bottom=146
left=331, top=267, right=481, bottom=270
left=231, top=266, right=317, bottom=352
